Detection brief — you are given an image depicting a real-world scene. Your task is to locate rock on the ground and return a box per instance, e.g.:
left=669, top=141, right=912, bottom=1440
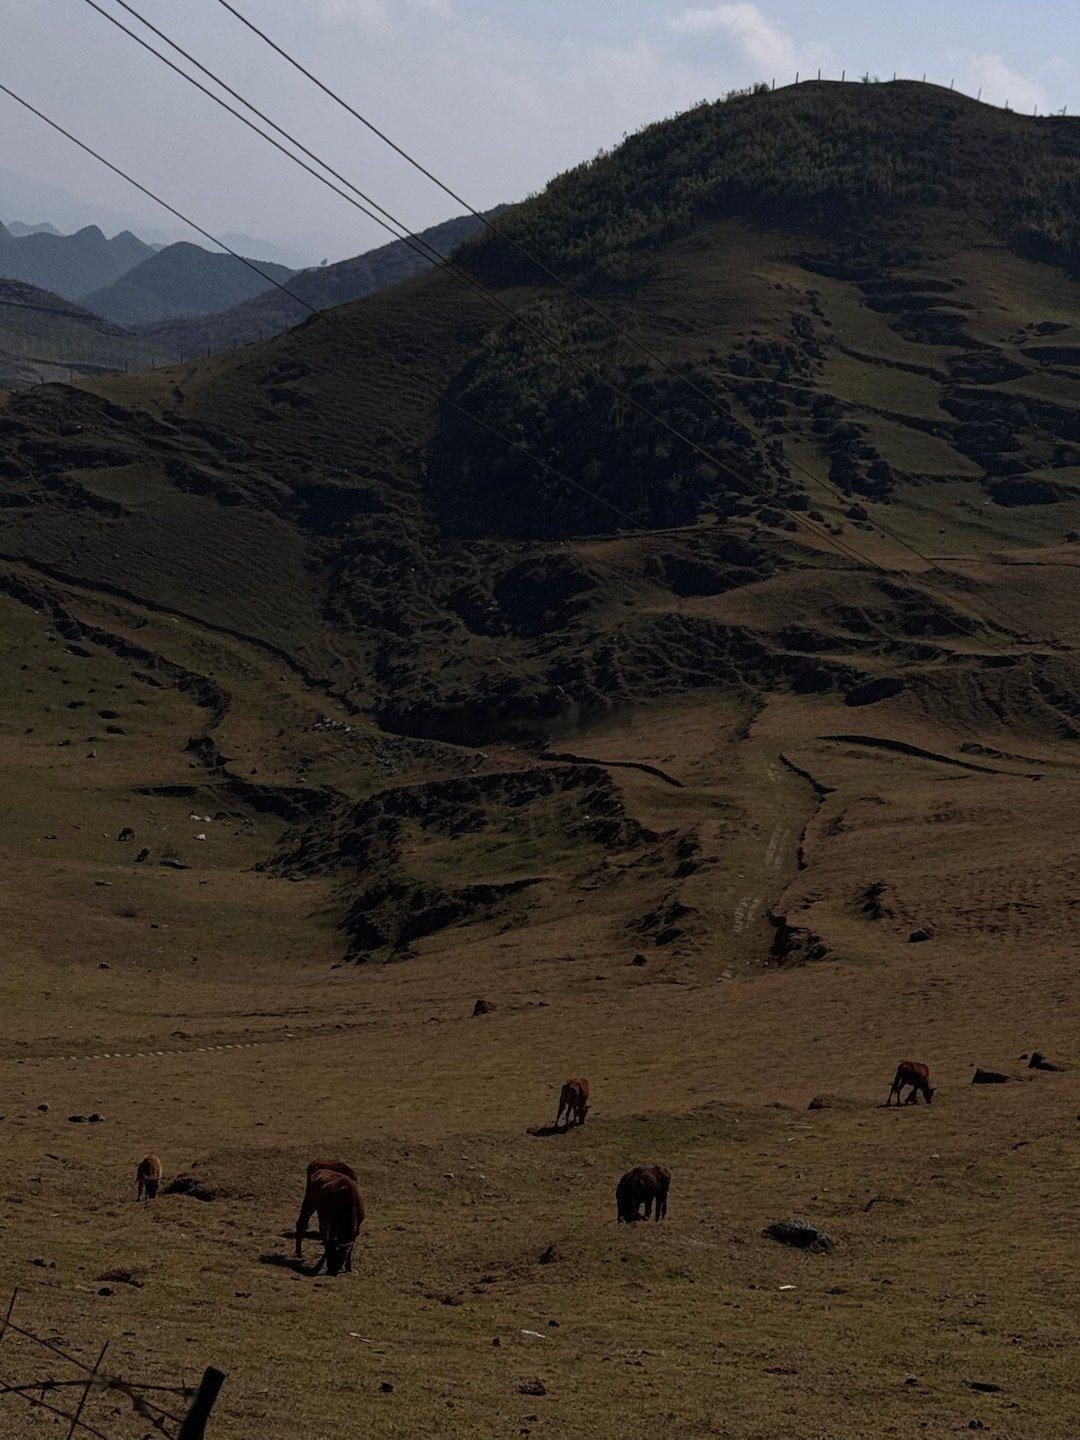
left=763, top=1216, right=836, bottom=1252
left=971, top=1068, right=1009, bottom=1084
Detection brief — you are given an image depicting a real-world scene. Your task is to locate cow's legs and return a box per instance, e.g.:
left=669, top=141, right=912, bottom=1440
left=295, top=1195, right=315, bottom=1257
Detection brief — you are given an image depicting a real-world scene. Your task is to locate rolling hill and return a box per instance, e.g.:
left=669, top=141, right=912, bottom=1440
left=81, top=240, right=294, bottom=325
left=1, top=80, right=1080, bottom=1440
left=0, top=275, right=171, bottom=388
left=138, top=209, right=489, bottom=356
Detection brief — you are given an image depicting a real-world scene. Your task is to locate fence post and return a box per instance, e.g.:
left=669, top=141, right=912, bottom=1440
left=178, top=1367, right=227, bottom=1440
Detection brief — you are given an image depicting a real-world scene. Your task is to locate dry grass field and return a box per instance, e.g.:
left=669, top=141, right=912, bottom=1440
left=2, top=80, right=1080, bottom=1439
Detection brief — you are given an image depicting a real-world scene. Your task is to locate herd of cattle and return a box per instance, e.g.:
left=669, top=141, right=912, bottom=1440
left=131, top=1061, right=934, bottom=1275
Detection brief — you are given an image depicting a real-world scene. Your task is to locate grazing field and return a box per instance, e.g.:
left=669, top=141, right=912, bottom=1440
left=2, top=80, right=1080, bottom=1438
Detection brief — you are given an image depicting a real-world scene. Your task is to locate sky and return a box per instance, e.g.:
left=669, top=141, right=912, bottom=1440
left=1, top=0, right=1076, bottom=266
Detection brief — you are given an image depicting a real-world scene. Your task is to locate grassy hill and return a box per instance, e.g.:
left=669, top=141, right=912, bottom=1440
left=1, top=80, right=1080, bottom=1440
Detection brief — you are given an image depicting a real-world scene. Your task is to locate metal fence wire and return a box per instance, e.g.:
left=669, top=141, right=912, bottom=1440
left=0, top=1288, right=225, bottom=1440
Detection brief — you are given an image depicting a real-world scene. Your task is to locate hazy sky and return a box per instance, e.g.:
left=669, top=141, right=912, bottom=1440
left=1, top=0, right=1076, bottom=264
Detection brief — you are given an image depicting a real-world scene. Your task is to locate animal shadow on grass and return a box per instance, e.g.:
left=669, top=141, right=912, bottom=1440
left=527, top=1123, right=575, bottom=1138
left=260, top=1231, right=324, bottom=1276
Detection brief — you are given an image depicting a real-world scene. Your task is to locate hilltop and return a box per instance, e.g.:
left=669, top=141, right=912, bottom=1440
left=1, top=81, right=1080, bottom=1440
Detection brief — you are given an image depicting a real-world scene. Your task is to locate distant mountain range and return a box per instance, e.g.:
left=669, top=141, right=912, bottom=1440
left=7, top=220, right=63, bottom=237
left=0, top=221, right=156, bottom=301
left=82, top=242, right=294, bottom=326
left=139, top=211, right=489, bottom=357
left=0, top=208, right=488, bottom=385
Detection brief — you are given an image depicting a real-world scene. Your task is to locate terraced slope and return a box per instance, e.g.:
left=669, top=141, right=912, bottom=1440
left=1, top=81, right=1079, bottom=1440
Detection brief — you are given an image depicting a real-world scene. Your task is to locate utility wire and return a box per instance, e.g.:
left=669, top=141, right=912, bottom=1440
left=211, top=0, right=1057, bottom=649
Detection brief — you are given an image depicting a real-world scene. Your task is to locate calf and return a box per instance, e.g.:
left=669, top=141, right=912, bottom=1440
left=295, top=1160, right=364, bottom=1275
left=555, top=1077, right=590, bottom=1130
left=616, top=1163, right=671, bottom=1222
left=887, top=1060, right=935, bottom=1106
left=135, top=1155, right=162, bottom=1201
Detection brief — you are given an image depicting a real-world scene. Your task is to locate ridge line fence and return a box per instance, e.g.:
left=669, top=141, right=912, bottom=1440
left=0, top=1287, right=225, bottom=1439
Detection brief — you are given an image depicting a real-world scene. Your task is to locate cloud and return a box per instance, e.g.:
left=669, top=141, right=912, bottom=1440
left=310, top=0, right=452, bottom=33
left=669, top=3, right=798, bottom=73
left=961, top=54, right=1047, bottom=113
left=668, top=2, right=829, bottom=78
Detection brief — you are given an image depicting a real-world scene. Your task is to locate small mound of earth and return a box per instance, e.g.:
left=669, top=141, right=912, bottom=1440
left=163, top=1173, right=224, bottom=1202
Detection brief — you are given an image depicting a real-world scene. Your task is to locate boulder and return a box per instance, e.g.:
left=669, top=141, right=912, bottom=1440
left=971, top=1068, right=1008, bottom=1085
left=763, top=1216, right=835, bottom=1253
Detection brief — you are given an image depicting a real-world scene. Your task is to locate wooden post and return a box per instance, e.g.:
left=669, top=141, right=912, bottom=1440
left=178, top=1367, right=226, bottom=1440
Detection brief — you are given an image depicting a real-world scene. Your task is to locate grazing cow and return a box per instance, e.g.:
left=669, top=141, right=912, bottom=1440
left=887, top=1060, right=935, bottom=1106
left=295, top=1160, right=364, bottom=1275
left=616, top=1163, right=671, bottom=1223
left=135, top=1154, right=162, bottom=1201
left=555, top=1077, right=590, bottom=1130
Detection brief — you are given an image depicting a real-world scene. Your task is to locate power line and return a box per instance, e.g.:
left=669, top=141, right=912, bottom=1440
left=210, top=0, right=1058, bottom=649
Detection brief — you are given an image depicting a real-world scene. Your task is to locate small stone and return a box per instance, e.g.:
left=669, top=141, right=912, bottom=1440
left=380, top=1381, right=394, bottom=1394
left=68, top=1114, right=86, bottom=1124
left=36, top=1103, right=49, bottom=1113
left=519, top=1379, right=547, bottom=1397
left=971, top=1069, right=1009, bottom=1085
left=472, top=998, right=493, bottom=1016
left=630, top=954, right=647, bottom=966
left=537, top=1244, right=561, bottom=1265
left=807, top=1096, right=826, bottom=1110
left=908, top=927, right=934, bottom=943
left=97, top=1286, right=113, bottom=1297
left=89, top=1112, right=105, bottom=1123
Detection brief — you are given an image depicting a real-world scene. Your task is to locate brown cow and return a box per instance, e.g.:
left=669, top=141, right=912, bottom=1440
left=135, top=1154, right=162, bottom=1201
left=887, top=1060, right=935, bottom=1105
left=555, top=1077, right=590, bottom=1130
left=295, top=1160, right=364, bottom=1275
left=616, top=1163, right=670, bottom=1223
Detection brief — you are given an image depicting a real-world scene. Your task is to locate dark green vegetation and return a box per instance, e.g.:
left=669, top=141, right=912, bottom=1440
left=465, top=78, right=1080, bottom=280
